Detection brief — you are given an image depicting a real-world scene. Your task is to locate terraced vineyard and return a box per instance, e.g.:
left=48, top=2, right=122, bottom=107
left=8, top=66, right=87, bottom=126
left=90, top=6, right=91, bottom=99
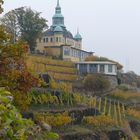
left=26, top=55, right=78, bottom=82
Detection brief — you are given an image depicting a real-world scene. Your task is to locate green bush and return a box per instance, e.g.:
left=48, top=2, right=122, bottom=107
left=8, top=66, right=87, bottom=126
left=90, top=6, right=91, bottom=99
left=0, top=89, right=33, bottom=140
left=118, top=84, right=129, bottom=91
left=84, top=74, right=110, bottom=94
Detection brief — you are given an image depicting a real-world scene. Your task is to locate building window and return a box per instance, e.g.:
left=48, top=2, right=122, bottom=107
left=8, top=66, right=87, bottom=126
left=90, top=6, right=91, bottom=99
left=72, top=49, right=74, bottom=57
left=50, top=37, right=53, bottom=42
left=59, top=37, right=61, bottom=42
left=78, top=51, right=81, bottom=57
left=56, top=37, right=59, bottom=42
left=79, top=64, right=87, bottom=73
left=100, top=65, right=105, bottom=73
left=43, top=38, right=45, bottom=43
left=43, top=38, right=48, bottom=43
left=76, top=50, right=78, bottom=57
left=77, top=50, right=79, bottom=57
left=71, top=49, right=73, bottom=56
left=81, top=52, right=84, bottom=58
left=74, top=50, right=76, bottom=57
left=62, top=38, right=65, bottom=43
left=64, top=47, right=70, bottom=56
left=73, top=50, right=75, bottom=57
left=108, top=64, right=113, bottom=73
left=89, top=64, right=98, bottom=73
left=46, top=38, right=48, bottom=42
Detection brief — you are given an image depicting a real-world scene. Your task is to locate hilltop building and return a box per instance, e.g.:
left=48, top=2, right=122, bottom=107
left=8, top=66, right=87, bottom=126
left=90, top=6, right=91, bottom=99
left=36, top=0, right=93, bottom=61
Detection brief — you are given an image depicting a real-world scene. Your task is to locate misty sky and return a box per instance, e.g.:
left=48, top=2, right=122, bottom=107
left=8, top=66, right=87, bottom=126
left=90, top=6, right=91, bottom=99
left=2, top=0, right=140, bottom=74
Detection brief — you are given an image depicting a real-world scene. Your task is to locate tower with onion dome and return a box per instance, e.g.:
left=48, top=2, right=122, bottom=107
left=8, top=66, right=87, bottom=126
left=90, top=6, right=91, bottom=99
left=36, top=0, right=93, bottom=61
left=52, top=0, right=65, bottom=28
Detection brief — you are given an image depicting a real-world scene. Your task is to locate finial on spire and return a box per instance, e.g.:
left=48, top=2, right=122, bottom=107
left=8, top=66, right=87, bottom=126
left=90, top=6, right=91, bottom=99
left=57, top=0, right=60, bottom=7
left=77, top=27, right=79, bottom=34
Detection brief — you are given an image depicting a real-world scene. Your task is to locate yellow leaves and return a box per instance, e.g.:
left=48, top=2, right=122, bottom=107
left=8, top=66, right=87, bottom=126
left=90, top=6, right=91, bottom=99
left=73, top=93, right=82, bottom=104
left=49, top=79, right=72, bottom=93
left=49, top=79, right=59, bottom=89
left=59, top=82, right=72, bottom=93
left=122, top=103, right=126, bottom=118
left=45, top=65, right=76, bottom=74
left=103, top=97, right=107, bottom=115
left=37, top=78, right=47, bottom=87
left=0, top=25, right=8, bottom=42
left=131, top=134, right=139, bottom=140
left=87, top=96, right=97, bottom=107
left=48, top=72, right=77, bottom=81
left=98, top=97, right=102, bottom=113
left=35, top=112, right=72, bottom=127
left=29, top=92, right=59, bottom=105
left=83, top=115, right=116, bottom=128
left=13, top=92, right=31, bottom=111
left=28, top=55, right=74, bottom=67
left=111, top=90, right=140, bottom=100
left=108, top=99, right=112, bottom=116
left=127, top=108, right=140, bottom=120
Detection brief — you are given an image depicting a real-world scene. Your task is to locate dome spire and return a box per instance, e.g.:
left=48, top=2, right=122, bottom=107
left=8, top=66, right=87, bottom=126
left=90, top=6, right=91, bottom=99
left=55, top=0, right=61, bottom=14
left=77, top=27, right=79, bottom=34
left=57, top=0, right=60, bottom=7
left=52, top=0, right=65, bottom=28
left=74, top=28, right=82, bottom=40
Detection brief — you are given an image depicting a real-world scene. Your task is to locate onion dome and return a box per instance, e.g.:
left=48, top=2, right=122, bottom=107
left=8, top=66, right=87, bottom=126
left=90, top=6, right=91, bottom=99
left=74, top=31, right=82, bottom=40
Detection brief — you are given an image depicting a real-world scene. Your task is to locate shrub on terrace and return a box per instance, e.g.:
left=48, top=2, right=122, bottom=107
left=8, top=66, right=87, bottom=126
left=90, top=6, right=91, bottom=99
left=84, top=74, right=110, bottom=95
left=0, top=89, right=33, bottom=140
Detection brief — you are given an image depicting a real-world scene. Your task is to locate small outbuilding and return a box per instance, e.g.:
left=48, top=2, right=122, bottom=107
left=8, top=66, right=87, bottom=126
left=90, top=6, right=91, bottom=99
left=75, top=61, right=117, bottom=76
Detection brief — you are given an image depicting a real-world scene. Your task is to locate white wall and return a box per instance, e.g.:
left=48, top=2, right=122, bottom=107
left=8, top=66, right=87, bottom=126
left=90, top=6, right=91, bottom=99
left=76, top=63, right=117, bottom=76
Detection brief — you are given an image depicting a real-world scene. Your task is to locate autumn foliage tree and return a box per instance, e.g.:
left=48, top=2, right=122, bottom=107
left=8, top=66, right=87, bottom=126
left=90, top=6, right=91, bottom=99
left=0, top=26, right=38, bottom=110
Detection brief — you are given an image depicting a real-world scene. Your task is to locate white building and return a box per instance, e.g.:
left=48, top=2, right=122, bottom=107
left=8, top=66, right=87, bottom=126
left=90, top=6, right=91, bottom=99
left=75, top=61, right=117, bottom=76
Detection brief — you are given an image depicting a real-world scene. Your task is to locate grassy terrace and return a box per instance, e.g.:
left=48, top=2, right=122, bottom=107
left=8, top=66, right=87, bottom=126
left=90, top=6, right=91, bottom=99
left=27, top=88, right=140, bottom=139
left=45, top=65, right=76, bottom=74
left=26, top=55, right=78, bottom=81
left=27, top=55, right=75, bottom=67
left=47, top=72, right=77, bottom=81
left=108, top=90, right=140, bottom=105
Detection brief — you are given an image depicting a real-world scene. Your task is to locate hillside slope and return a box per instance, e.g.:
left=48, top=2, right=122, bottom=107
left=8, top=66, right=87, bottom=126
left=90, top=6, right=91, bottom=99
left=26, top=55, right=78, bottom=82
